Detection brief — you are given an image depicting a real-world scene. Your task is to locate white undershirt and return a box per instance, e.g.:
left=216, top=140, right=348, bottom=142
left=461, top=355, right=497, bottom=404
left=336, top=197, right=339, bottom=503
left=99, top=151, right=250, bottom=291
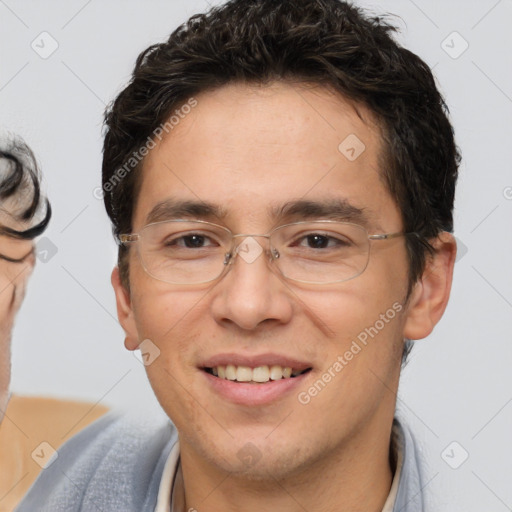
left=156, top=425, right=403, bottom=512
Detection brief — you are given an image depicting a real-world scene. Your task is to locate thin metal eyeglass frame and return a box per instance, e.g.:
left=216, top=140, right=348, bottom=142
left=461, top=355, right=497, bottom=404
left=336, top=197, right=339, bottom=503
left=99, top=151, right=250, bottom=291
left=118, top=219, right=416, bottom=285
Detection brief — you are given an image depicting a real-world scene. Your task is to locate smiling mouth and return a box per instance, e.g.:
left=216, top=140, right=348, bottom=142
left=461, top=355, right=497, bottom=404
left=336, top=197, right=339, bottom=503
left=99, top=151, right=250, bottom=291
left=203, top=365, right=312, bottom=383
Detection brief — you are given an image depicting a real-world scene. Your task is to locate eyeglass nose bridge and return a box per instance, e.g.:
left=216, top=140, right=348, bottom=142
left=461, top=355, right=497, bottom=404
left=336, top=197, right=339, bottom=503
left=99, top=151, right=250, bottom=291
left=223, top=233, right=280, bottom=267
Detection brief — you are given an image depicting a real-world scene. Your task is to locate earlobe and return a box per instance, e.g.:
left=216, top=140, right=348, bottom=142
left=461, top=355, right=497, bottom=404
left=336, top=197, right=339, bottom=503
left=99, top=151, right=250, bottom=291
left=402, top=232, right=457, bottom=341
left=111, top=267, right=140, bottom=351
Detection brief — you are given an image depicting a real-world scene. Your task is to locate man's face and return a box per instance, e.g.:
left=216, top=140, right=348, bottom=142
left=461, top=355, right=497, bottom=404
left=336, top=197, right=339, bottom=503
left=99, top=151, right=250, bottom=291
left=0, top=236, right=34, bottom=421
left=116, top=82, right=419, bottom=478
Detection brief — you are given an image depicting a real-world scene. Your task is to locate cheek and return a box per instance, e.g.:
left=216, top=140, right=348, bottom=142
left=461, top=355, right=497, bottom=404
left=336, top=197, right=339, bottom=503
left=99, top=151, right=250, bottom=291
left=132, top=288, right=217, bottom=431
left=292, top=281, right=406, bottom=422
left=130, top=278, right=214, bottom=385
left=293, top=277, right=406, bottom=346
left=290, top=249, right=409, bottom=396
left=131, top=279, right=209, bottom=343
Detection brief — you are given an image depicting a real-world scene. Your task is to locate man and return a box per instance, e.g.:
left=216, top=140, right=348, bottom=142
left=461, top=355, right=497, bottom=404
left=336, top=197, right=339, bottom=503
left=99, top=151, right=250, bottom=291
left=0, top=135, right=49, bottom=424
left=0, top=135, right=50, bottom=508
left=0, top=136, right=107, bottom=511
left=18, top=0, right=459, bottom=510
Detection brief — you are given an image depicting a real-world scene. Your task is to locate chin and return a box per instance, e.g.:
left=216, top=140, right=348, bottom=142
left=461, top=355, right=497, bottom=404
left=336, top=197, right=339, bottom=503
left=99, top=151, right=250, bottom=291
left=200, top=431, right=318, bottom=482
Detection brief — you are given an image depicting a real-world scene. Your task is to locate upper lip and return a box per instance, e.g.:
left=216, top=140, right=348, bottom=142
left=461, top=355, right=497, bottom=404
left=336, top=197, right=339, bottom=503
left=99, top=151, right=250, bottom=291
left=201, top=353, right=312, bottom=371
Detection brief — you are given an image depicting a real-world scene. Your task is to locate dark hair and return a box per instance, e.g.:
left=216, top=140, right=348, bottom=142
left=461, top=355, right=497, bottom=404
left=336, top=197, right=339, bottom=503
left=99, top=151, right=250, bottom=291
left=102, top=0, right=460, bottom=295
left=0, top=135, right=51, bottom=240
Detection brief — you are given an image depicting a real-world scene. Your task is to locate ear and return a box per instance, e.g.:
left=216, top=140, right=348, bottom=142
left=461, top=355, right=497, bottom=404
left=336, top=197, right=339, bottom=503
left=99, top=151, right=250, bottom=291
left=403, top=232, right=457, bottom=340
left=111, top=267, right=140, bottom=351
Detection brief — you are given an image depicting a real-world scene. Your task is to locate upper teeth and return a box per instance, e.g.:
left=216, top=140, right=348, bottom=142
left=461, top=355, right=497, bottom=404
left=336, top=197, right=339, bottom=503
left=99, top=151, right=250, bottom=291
left=212, top=364, right=302, bottom=383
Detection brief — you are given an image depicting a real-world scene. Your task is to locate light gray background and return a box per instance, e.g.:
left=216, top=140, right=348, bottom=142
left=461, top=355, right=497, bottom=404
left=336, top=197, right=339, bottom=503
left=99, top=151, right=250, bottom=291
left=1, top=0, right=511, bottom=510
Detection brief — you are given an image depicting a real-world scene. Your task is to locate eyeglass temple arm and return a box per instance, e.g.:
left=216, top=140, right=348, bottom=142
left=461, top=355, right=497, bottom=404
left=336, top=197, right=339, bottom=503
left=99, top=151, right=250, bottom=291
left=119, top=234, right=139, bottom=244
left=368, top=232, right=417, bottom=241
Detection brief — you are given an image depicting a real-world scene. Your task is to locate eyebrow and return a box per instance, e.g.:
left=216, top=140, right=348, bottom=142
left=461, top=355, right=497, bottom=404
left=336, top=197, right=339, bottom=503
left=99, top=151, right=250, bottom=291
left=145, top=199, right=228, bottom=225
left=145, top=198, right=375, bottom=230
left=271, top=199, right=374, bottom=228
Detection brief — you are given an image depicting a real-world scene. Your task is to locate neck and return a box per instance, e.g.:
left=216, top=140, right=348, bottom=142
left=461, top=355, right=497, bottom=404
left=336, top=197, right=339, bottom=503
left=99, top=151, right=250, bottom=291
left=177, top=415, right=395, bottom=512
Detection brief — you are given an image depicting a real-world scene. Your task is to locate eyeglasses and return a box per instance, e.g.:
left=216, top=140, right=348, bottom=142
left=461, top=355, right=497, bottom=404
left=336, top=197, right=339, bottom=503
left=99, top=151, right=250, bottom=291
left=119, top=219, right=415, bottom=285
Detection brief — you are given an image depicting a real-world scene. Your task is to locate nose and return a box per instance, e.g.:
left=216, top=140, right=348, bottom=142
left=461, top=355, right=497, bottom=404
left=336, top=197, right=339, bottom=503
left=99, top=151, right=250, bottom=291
left=210, top=236, right=293, bottom=331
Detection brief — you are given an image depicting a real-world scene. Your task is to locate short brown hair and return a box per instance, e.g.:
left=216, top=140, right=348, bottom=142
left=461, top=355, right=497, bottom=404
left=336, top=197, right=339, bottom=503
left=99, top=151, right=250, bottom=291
left=102, top=0, right=460, bottom=294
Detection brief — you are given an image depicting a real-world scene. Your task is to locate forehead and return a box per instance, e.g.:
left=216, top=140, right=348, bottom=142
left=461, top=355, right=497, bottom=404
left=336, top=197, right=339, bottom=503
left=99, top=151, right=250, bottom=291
left=134, top=81, right=400, bottom=231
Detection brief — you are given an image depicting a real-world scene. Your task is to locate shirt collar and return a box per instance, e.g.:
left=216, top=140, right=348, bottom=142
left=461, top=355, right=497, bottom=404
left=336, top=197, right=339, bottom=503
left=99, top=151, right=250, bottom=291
left=382, top=420, right=404, bottom=512
left=155, top=440, right=180, bottom=512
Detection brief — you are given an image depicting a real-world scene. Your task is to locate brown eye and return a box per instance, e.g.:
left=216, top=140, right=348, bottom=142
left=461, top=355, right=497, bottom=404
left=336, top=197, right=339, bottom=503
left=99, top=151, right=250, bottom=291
left=296, top=233, right=350, bottom=249
left=181, top=235, right=207, bottom=248
left=164, top=233, right=218, bottom=249
left=304, top=234, right=329, bottom=249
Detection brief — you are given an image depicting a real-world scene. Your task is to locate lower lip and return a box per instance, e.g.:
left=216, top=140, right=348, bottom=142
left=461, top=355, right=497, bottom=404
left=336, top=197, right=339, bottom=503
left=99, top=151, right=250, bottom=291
left=202, top=370, right=310, bottom=406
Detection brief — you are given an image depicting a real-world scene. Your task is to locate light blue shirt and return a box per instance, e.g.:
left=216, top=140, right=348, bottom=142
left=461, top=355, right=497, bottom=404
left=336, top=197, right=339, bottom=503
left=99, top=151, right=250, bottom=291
left=17, top=413, right=425, bottom=511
